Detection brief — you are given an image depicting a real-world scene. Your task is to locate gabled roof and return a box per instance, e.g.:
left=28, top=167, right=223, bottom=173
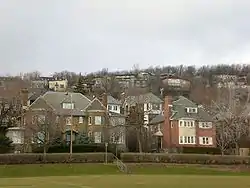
left=125, top=92, right=163, bottom=105
left=85, top=98, right=106, bottom=111
left=149, top=114, right=164, bottom=124
left=172, top=96, right=197, bottom=108
left=107, top=95, right=121, bottom=105
left=42, top=91, right=91, bottom=110
left=30, top=91, right=91, bottom=116
left=170, top=96, right=213, bottom=121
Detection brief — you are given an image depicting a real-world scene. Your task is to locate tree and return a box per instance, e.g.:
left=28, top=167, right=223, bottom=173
left=74, top=74, right=87, bottom=95
left=0, top=97, right=22, bottom=153
left=211, top=86, right=250, bottom=155
left=25, top=109, right=61, bottom=156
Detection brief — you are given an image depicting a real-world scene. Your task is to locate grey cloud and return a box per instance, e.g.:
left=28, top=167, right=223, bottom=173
left=0, top=0, right=250, bottom=75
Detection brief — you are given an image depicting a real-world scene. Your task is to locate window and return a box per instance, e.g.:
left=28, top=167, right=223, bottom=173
left=108, top=105, right=112, bottom=111
left=60, top=84, right=64, bottom=88
left=179, top=136, right=196, bottom=144
left=66, top=117, right=72, bottom=125
left=88, top=116, right=92, bottom=125
left=179, top=121, right=183, bottom=127
left=37, top=115, right=45, bottom=124
left=56, top=116, right=59, bottom=123
left=79, top=117, right=83, bottom=123
left=113, top=105, right=118, bottom=111
left=199, top=137, right=212, bottom=145
left=66, top=134, right=71, bottom=142
left=62, top=103, right=74, bottom=109
left=32, top=115, right=36, bottom=124
left=152, top=104, right=160, bottom=110
left=94, top=116, right=102, bottom=125
left=186, top=107, right=197, bottom=113
left=199, top=122, right=212, bottom=129
left=94, top=132, right=102, bottom=143
left=179, top=120, right=195, bottom=127
left=179, top=136, right=183, bottom=143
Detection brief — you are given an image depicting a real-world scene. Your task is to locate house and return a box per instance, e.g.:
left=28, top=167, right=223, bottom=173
left=149, top=95, right=215, bottom=151
left=107, top=95, right=122, bottom=114
left=124, top=92, right=163, bottom=125
left=48, top=79, right=68, bottom=92
left=24, top=91, right=110, bottom=147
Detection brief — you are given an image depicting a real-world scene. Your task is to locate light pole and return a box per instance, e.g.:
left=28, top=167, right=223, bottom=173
left=70, top=93, right=73, bottom=158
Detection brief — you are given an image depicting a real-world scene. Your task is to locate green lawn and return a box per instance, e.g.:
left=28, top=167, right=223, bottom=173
left=0, top=164, right=250, bottom=188
left=1, top=175, right=250, bottom=188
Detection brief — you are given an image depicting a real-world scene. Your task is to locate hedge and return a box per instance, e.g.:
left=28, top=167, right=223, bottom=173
left=181, top=147, right=221, bottom=154
left=0, top=153, right=114, bottom=165
left=121, top=153, right=250, bottom=165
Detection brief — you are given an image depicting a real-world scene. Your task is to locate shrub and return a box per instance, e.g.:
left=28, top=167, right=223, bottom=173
left=181, top=147, right=221, bottom=154
left=120, top=153, right=250, bottom=165
left=0, top=153, right=114, bottom=165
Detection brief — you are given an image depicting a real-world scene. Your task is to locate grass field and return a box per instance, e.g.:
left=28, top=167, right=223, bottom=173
left=0, top=164, right=250, bottom=187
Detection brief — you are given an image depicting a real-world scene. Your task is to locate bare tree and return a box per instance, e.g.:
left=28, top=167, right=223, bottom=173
left=25, top=109, right=61, bottom=156
left=211, top=86, right=250, bottom=155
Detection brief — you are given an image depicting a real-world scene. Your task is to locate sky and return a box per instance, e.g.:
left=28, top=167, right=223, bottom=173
left=1, top=0, right=250, bottom=76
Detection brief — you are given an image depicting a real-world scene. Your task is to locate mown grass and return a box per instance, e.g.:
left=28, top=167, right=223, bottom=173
left=0, top=163, right=249, bottom=178
left=1, top=175, right=250, bottom=188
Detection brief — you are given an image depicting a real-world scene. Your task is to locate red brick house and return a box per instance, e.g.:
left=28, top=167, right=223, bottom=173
left=149, top=96, right=216, bottom=150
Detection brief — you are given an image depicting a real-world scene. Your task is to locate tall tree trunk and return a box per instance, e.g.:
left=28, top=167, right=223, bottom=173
left=137, top=129, right=142, bottom=153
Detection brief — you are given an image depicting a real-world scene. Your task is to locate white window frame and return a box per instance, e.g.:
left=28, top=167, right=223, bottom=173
left=113, top=105, right=118, bottom=111
left=79, top=116, right=83, bottom=123
left=94, top=116, right=102, bottom=125
left=88, top=116, right=92, bottom=125
left=199, top=122, right=212, bottom=129
left=179, top=120, right=195, bottom=127
left=94, top=132, right=102, bottom=143
left=179, top=136, right=196, bottom=144
left=37, top=115, right=46, bottom=124
left=186, top=107, right=198, bottom=113
left=199, top=137, right=213, bottom=145
left=62, top=103, right=74, bottom=109
left=66, top=117, right=72, bottom=125
left=108, top=105, right=112, bottom=111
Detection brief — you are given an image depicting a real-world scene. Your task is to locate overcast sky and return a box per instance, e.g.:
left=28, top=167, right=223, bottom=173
left=1, top=0, right=250, bottom=76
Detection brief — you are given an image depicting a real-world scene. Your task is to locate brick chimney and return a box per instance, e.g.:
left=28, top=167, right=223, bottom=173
left=163, top=95, right=172, bottom=149
left=20, top=88, right=29, bottom=107
left=101, top=93, right=108, bottom=109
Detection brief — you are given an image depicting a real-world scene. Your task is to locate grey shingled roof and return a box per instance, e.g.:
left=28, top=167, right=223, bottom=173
left=85, top=98, right=106, bottom=111
left=170, top=96, right=213, bottom=121
left=41, top=91, right=91, bottom=115
left=107, top=95, right=122, bottom=105
left=125, top=92, right=163, bottom=105
left=149, top=114, right=164, bottom=124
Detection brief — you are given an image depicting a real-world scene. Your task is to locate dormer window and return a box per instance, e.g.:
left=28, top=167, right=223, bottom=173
left=62, top=103, right=74, bottom=109
left=186, top=107, right=197, bottom=113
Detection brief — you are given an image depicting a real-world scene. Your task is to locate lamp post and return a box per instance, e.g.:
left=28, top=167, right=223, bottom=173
left=65, top=92, right=73, bottom=159
left=70, top=93, right=73, bottom=158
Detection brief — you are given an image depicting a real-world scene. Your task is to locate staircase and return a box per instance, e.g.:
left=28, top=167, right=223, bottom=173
left=113, top=155, right=130, bottom=174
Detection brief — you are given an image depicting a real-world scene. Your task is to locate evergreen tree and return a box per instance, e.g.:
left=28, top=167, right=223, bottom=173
left=0, top=126, right=12, bottom=153
left=74, top=74, right=87, bottom=95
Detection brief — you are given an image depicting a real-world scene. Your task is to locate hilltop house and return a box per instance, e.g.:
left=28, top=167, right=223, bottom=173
left=107, top=95, right=122, bottom=114
left=149, top=96, right=215, bottom=151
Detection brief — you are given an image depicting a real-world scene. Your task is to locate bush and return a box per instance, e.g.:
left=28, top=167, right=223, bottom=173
left=0, top=153, right=114, bottom=165
left=121, top=153, right=250, bottom=165
left=181, top=147, right=221, bottom=154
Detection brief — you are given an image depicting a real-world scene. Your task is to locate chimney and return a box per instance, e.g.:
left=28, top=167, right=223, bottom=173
left=20, top=88, right=29, bottom=107
left=101, top=93, right=108, bottom=109
left=163, top=95, right=172, bottom=149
